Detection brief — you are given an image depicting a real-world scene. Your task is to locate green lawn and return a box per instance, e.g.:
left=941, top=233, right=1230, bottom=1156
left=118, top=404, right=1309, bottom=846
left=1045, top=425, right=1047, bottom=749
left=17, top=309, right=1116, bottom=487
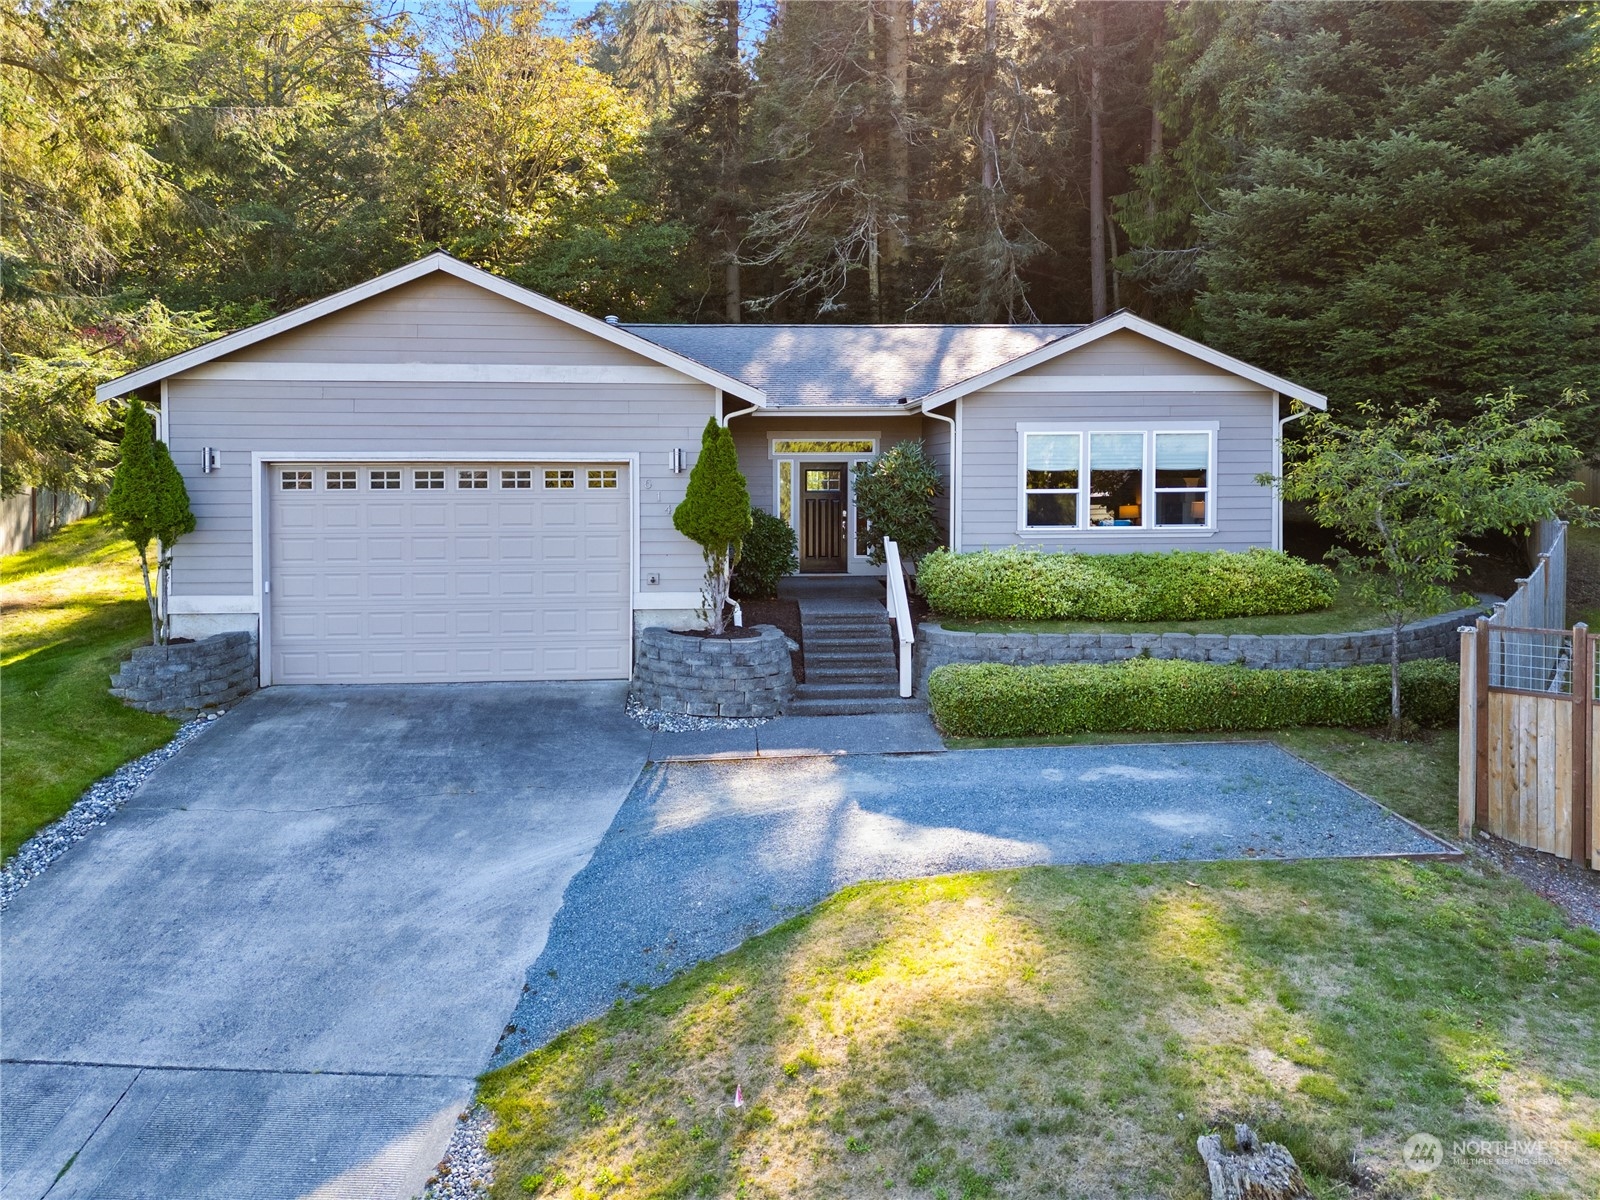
left=1570, top=524, right=1600, bottom=630
left=1, top=517, right=178, bottom=859
left=476, top=730, right=1600, bottom=1199
left=938, top=581, right=1481, bottom=637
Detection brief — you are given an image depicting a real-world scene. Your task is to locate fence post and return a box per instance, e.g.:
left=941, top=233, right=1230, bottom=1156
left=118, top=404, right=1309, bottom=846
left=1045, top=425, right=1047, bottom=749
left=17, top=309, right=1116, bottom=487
left=1459, top=626, right=1478, bottom=840
left=1574, top=625, right=1592, bottom=867
left=1475, top=616, right=1491, bottom=831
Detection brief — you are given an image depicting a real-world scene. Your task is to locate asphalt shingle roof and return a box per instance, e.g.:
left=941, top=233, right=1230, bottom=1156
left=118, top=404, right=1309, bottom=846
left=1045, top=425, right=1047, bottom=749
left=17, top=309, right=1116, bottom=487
left=621, top=323, right=1083, bottom=407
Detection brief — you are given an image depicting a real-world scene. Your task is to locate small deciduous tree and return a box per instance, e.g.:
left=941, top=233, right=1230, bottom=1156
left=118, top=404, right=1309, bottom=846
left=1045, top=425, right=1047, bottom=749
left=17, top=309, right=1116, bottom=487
left=673, top=417, right=751, bottom=635
left=1270, top=389, right=1587, bottom=729
left=851, top=440, right=944, bottom=570
left=105, top=401, right=195, bottom=645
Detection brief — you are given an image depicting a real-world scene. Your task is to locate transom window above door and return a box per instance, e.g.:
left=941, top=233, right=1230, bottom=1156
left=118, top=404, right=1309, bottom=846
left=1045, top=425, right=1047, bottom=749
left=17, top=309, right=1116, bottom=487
left=1020, top=428, right=1214, bottom=531
left=772, top=438, right=875, bottom=455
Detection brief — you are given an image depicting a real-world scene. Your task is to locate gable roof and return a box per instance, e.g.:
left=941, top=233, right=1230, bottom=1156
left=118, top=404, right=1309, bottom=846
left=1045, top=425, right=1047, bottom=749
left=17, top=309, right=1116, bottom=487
left=916, top=310, right=1328, bottom=410
left=623, top=323, right=1080, bottom=408
left=94, top=253, right=765, bottom=403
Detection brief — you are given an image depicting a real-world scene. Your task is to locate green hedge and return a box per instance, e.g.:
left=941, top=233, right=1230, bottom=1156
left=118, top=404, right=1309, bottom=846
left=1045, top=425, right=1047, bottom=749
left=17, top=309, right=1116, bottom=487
left=928, top=657, right=1459, bottom=738
left=917, top=548, right=1338, bottom=622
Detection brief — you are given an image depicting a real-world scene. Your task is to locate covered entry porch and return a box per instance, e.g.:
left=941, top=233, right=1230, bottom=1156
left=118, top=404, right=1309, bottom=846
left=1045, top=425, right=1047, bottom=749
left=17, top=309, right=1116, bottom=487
left=727, top=411, right=935, bottom=576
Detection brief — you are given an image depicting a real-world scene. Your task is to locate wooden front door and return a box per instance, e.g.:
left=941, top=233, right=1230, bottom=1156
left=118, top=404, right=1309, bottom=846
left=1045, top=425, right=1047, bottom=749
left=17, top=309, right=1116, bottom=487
left=799, top=464, right=846, bottom=572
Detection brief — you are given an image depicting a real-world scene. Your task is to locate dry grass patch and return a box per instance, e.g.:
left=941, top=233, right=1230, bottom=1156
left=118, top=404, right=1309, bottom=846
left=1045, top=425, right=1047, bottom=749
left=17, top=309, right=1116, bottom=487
left=480, top=857, right=1600, bottom=1199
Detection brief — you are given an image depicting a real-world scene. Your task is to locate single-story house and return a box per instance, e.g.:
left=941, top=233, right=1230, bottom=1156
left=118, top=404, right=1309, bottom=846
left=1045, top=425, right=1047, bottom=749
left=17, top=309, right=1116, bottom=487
left=96, top=252, right=1326, bottom=687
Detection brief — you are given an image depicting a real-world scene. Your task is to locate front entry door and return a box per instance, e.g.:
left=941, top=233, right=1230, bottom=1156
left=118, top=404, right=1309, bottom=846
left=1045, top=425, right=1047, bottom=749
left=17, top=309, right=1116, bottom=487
left=799, top=464, right=846, bottom=572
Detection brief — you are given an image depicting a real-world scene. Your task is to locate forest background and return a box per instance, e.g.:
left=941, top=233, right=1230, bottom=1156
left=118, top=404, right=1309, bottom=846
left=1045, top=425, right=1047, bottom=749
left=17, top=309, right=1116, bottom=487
left=4, top=0, right=1597, bottom=498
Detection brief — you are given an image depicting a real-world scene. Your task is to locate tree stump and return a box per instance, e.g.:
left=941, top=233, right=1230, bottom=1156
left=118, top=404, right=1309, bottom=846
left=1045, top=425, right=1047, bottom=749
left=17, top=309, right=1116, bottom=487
left=1196, top=1124, right=1312, bottom=1200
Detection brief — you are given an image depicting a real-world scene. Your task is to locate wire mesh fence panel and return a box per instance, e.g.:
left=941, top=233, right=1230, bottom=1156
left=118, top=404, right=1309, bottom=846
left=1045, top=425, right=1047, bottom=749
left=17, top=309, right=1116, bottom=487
left=1489, top=626, right=1574, bottom=694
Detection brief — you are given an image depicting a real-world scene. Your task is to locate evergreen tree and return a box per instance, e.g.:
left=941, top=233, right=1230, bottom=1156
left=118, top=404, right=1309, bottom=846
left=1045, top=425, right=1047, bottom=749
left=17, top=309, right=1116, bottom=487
left=105, top=401, right=196, bottom=645
left=673, top=418, right=751, bottom=635
left=1182, top=2, right=1600, bottom=444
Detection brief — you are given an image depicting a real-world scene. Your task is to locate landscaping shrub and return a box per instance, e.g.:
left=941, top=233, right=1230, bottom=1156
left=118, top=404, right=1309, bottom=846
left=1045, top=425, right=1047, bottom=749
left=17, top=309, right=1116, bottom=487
left=917, top=547, right=1338, bottom=622
left=731, top=507, right=799, bottom=599
left=928, top=657, right=1458, bottom=738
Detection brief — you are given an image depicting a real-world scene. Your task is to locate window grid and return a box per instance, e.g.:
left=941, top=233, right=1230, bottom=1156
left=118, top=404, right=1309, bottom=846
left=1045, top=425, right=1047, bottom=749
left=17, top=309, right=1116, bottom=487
left=586, top=468, right=617, bottom=489
left=370, top=469, right=401, bottom=490
left=414, top=469, right=445, bottom=490
left=280, top=469, right=313, bottom=491
left=502, top=469, right=532, bottom=489
left=458, top=469, right=488, bottom=489
left=326, top=469, right=356, bottom=490
left=1020, top=431, right=1212, bottom=531
left=544, top=469, right=575, bottom=489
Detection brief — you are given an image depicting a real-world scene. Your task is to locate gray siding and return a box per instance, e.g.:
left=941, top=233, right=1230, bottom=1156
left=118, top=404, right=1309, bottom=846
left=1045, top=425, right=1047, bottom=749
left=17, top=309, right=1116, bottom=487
left=166, top=278, right=720, bottom=603
left=1027, top=330, right=1232, bottom=377
left=957, top=330, right=1277, bottom=553
left=921, top=413, right=954, bottom=541
left=730, top=413, right=923, bottom=513
left=236, top=274, right=648, bottom=366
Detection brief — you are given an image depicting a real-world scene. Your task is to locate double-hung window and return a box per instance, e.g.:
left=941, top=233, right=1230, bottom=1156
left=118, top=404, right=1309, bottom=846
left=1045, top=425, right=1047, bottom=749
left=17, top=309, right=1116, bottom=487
left=1021, top=428, right=1213, bottom=531
left=1153, top=432, right=1210, bottom=527
left=1023, top=433, right=1080, bottom=528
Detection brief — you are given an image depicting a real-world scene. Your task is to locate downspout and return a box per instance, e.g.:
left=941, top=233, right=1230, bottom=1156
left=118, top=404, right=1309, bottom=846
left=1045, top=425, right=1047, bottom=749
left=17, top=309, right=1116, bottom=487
left=922, top=404, right=957, bottom=550
left=1273, top=400, right=1308, bottom=552
left=720, top=392, right=760, bottom=627
left=719, top=392, right=760, bottom=427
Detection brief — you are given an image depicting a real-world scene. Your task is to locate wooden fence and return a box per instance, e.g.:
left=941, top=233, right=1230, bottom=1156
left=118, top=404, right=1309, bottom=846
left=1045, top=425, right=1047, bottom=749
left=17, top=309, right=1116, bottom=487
left=1458, top=520, right=1595, bottom=866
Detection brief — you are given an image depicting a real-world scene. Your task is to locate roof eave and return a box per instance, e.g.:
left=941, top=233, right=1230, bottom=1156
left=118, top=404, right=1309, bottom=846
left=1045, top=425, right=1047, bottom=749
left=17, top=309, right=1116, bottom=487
left=916, top=311, right=1327, bottom=411
left=94, top=254, right=767, bottom=404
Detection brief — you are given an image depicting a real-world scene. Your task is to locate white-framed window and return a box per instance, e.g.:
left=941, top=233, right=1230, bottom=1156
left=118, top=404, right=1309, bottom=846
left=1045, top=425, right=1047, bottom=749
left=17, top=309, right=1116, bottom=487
left=414, top=469, right=445, bottom=490
left=280, top=469, right=313, bottom=491
left=586, top=468, right=617, bottom=489
left=502, top=469, right=533, bottom=489
left=369, top=469, right=401, bottom=490
left=1153, top=432, right=1211, bottom=527
left=543, top=469, right=574, bottom=489
left=1019, top=427, right=1214, bottom=531
left=326, top=469, right=356, bottom=490
left=458, top=469, right=488, bottom=489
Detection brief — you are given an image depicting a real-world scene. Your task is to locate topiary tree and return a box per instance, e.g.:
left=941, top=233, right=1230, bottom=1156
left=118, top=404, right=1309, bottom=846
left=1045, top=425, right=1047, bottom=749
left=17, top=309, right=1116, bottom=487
left=105, top=400, right=195, bottom=645
left=674, top=417, right=751, bottom=634
left=731, top=507, right=799, bottom=600
left=851, top=439, right=944, bottom=569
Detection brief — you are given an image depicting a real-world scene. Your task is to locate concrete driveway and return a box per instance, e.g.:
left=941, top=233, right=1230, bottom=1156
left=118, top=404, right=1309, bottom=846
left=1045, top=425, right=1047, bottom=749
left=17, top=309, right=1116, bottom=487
left=0, top=683, right=649, bottom=1200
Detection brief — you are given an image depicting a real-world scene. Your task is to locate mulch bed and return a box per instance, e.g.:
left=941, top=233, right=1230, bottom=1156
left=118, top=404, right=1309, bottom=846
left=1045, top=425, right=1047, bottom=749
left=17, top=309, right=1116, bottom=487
left=1474, top=831, right=1600, bottom=930
left=738, top=597, right=804, bottom=682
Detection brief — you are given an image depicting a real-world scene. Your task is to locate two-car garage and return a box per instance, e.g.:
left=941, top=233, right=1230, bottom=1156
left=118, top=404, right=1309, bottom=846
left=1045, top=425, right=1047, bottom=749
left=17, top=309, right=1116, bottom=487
left=267, top=461, right=631, bottom=683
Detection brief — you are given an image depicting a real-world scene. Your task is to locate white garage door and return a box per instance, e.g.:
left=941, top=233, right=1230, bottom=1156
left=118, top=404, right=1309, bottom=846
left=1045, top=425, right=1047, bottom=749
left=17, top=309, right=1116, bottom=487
left=268, top=462, right=630, bottom=683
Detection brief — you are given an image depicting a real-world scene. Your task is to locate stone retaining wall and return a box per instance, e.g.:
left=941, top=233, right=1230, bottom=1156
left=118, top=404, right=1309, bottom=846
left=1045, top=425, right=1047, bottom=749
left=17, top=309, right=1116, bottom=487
left=633, top=624, right=795, bottom=718
left=110, top=630, right=259, bottom=716
left=914, top=607, right=1481, bottom=696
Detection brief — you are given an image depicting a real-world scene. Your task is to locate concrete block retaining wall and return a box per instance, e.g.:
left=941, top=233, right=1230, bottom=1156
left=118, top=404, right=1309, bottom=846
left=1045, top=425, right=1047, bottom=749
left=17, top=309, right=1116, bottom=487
left=632, top=624, right=795, bottom=718
left=110, top=631, right=259, bottom=716
left=913, top=607, right=1481, bottom=696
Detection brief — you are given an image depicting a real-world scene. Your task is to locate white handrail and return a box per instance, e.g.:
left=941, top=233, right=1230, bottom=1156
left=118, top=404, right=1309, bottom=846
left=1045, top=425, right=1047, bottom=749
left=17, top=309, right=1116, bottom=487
left=884, top=538, right=915, bottom=698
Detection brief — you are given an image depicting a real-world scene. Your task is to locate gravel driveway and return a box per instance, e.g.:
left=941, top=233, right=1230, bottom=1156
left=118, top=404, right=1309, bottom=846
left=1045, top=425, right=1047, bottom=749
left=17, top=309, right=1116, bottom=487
left=495, top=741, right=1451, bottom=1064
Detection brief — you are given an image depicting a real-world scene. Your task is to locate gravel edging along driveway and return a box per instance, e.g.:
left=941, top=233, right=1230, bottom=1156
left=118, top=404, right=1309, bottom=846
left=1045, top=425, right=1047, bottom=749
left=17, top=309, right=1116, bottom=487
left=0, top=712, right=223, bottom=911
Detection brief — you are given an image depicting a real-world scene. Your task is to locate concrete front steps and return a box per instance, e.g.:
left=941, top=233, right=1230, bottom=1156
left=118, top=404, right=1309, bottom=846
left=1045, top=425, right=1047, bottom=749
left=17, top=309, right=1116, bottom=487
left=789, top=609, right=924, bottom=716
